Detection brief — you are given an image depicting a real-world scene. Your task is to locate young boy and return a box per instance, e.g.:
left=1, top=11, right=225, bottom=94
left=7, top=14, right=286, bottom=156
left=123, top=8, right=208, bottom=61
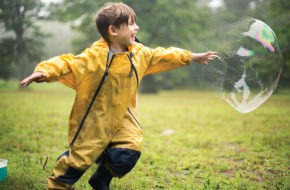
left=21, top=2, right=217, bottom=190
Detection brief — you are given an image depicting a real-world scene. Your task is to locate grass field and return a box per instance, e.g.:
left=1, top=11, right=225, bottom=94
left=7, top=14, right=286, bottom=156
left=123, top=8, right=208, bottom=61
left=0, top=81, right=289, bottom=190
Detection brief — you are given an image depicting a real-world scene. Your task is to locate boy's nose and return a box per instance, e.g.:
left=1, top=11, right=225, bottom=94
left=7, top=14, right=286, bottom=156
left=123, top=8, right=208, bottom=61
left=134, top=23, right=139, bottom=31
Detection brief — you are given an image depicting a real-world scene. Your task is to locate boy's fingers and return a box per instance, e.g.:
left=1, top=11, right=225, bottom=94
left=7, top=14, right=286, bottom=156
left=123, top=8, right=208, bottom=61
left=20, top=76, right=33, bottom=86
left=208, top=53, right=219, bottom=60
left=20, top=79, right=29, bottom=86
left=20, top=72, right=45, bottom=86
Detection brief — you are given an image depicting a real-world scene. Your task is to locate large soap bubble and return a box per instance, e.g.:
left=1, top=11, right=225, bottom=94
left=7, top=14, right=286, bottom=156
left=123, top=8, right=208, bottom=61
left=209, top=19, right=283, bottom=113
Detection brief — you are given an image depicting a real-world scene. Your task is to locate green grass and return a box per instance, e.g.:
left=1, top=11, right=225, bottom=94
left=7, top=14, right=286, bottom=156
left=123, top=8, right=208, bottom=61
left=0, top=81, right=289, bottom=190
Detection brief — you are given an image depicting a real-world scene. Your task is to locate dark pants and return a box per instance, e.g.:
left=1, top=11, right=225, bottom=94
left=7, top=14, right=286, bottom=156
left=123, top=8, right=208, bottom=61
left=52, top=148, right=141, bottom=187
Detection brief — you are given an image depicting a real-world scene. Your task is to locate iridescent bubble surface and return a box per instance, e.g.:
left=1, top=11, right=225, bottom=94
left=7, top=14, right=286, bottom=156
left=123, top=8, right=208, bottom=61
left=209, top=19, right=283, bottom=113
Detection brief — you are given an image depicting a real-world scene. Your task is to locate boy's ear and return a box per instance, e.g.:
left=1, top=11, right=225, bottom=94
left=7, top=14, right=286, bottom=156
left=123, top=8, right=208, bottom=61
left=108, top=25, right=118, bottom=36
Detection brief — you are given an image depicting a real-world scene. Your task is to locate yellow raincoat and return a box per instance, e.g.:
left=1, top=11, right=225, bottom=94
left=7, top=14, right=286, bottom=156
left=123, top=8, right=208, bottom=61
left=35, top=38, right=192, bottom=189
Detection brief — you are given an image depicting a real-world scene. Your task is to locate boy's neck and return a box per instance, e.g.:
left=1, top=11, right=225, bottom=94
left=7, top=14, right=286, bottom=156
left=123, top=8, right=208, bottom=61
left=109, top=42, right=127, bottom=53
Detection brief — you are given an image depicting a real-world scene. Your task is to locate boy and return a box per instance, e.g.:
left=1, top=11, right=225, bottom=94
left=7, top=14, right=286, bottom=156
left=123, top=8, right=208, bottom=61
left=20, top=2, right=217, bottom=190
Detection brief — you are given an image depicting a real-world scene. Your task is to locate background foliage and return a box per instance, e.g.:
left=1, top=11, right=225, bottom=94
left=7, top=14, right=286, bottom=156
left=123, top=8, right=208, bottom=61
left=0, top=0, right=48, bottom=83
left=0, top=0, right=289, bottom=90
left=52, top=0, right=290, bottom=92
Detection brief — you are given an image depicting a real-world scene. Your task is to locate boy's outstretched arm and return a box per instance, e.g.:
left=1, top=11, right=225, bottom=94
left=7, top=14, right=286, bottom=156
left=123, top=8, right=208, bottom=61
left=191, top=51, right=218, bottom=65
left=20, top=72, right=46, bottom=86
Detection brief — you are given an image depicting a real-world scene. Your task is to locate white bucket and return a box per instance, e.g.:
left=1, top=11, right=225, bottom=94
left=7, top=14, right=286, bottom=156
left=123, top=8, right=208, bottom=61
left=0, top=159, right=8, bottom=182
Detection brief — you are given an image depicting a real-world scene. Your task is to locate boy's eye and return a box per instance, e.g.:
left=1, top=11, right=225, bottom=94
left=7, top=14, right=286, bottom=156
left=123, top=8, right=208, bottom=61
left=128, top=18, right=136, bottom=25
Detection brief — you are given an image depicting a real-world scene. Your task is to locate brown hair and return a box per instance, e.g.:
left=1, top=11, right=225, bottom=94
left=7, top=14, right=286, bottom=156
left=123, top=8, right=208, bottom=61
left=95, top=2, right=136, bottom=42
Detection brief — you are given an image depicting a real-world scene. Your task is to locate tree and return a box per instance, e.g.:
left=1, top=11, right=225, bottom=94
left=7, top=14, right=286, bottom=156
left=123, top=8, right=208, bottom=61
left=257, top=0, right=290, bottom=87
left=51, top=0, right=108, bottom=53
left=0, top=38, right=14, bottom=82
left=0, top=0, right=48, bottom=85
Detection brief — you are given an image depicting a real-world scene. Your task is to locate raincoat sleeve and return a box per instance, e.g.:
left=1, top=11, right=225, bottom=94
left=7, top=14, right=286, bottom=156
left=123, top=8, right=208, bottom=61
left=34, top=47, right=97, bottom=89
left=144, top=47, right=192, bottom=75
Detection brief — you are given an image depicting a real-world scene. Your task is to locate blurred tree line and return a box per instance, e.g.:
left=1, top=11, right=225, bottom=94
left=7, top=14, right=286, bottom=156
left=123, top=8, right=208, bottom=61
left=0, top=0, right=289, bottom=91
left=0, top=0, right=48, bottom=85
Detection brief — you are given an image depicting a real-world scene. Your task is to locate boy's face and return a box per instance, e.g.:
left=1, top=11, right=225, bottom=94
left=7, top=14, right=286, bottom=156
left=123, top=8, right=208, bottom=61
left=113, top=17, right=139, bottom=49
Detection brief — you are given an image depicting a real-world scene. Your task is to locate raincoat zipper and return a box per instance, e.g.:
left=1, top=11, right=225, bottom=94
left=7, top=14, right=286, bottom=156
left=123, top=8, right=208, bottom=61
left=70, top=54, right=115, bottom=146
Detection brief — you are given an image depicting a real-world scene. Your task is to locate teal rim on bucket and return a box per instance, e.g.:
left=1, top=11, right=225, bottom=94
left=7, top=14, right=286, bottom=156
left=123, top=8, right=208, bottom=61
left=0, top=159, right=8, bottom=182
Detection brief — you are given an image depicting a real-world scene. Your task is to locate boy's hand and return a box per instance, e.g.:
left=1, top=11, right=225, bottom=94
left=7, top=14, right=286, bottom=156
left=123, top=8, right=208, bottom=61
left=191, top=51, right=218, bottom=65
left=20, top=72, right=46, bottom=86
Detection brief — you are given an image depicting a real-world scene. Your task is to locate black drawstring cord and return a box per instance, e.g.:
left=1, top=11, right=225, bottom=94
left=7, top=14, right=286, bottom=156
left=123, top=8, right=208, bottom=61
left=128, top=53, right=134, bottom=77
left=127, top=53, right=139, bottom=87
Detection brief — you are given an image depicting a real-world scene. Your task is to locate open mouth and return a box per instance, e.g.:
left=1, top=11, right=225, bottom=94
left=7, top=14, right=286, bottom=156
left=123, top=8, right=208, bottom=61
left=131, top=34, right=136, bottom=41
